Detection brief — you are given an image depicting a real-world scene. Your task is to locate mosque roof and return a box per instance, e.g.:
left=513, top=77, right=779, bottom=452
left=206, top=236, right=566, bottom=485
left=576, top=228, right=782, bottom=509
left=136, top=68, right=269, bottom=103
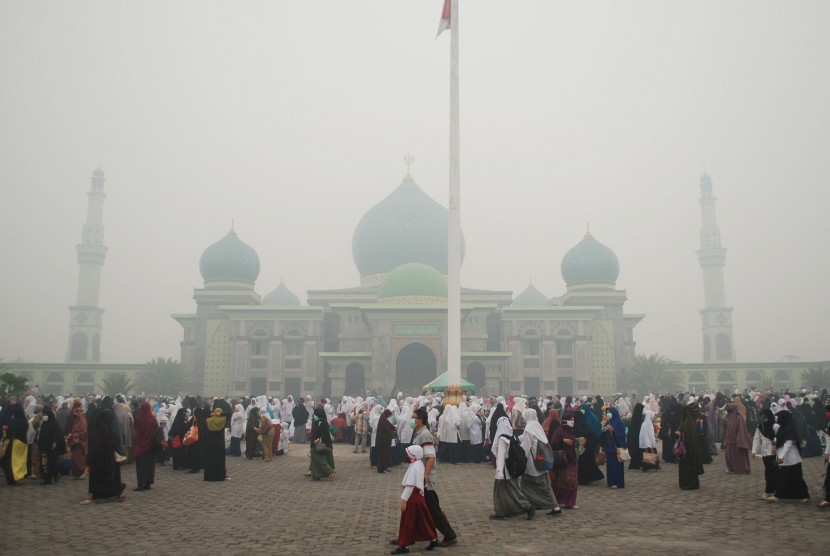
left=377, top=263, right=448, bottom=304
left=352, top=174, right=464, bottom=278
left=262, top=281, right=301, bottom=306
left=512, top=282, right=549, bottom=306
left=199, top=228, right=260, bottom=284
left=560, top=231, right=619, bottom=287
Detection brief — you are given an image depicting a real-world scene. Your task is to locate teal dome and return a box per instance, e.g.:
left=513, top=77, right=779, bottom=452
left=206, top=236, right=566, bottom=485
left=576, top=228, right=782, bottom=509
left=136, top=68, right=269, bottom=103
left=561, top=232, right=619, bottom=287
left=263, top=281, right=301, bottom=305
left=199, top=229, right=260, bottom=284
left=352, top=174, right=464, bottom=279
left=513, top=283, right=549, bottom=306
left=378, top=263, right=448, bottom=304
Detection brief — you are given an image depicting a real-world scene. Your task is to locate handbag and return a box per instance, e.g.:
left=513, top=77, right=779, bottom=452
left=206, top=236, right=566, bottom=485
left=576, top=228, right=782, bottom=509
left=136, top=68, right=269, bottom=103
left=551, top=448, right=568, bottom=470
left=257, top=434, right=264, bottom=442
left=313, top=438, right=331, bottom=454
left=172, top=435, right=182, bottom=449
left=642, top=450, right=659, bottom=465
left=574, top=437, right=586, bottom=457
left=595, top=449, right=606, bottom=466
left=183, top=421, right=199, bottom=446
left=617, top=448, right=631, bottom=462
left=673, top=434, right=687, bottom=459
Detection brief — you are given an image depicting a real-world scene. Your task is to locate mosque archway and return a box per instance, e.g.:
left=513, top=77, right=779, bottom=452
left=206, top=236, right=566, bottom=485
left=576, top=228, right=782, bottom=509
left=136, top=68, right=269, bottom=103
left=394, top=342, right=437, bottom=397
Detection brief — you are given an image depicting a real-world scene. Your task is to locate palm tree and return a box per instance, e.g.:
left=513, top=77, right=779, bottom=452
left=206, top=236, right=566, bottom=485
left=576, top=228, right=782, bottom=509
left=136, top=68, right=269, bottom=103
left=623, top=353, right=682, bottom=398
left=801, top=367, right=830, bottom=391
left=99, top=372, right=134, bottom=396
left=136, top=357, right=183, bottom=396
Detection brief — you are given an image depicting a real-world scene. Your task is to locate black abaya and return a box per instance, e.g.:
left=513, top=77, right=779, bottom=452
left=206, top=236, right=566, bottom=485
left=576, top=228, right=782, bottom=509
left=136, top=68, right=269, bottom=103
left=677, top=407, right=704, bottom=490
left=203, top=426, right=226, bottom=482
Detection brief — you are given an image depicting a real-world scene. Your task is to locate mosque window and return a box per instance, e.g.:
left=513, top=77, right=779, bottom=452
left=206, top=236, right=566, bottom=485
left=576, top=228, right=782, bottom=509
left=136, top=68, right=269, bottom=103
left=522, top=330, right=540, bottom=370
left=47, top=372, right=64, bottom=383
left=688, top=372, right=707, bottom=384
left=556, top=340, right=572, bottom=355
left=745, top=371, right=764, bottom=385
left=76, top=372, right=95, bottom=383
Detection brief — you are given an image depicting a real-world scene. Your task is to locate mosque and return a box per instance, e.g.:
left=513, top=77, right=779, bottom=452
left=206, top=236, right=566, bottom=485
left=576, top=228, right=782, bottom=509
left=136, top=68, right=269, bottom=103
left=172, top=171, right=642, bottom=399
left=6, top=169, right=825, bottom=397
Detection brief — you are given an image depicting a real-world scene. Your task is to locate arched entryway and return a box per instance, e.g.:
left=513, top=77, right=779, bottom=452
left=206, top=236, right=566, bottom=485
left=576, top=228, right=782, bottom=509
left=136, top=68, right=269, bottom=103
left=466, top=362, right=486, bottom=394
left=345, top=362, right=366, bottom=396
left=394, top=342, right=437, bottom=397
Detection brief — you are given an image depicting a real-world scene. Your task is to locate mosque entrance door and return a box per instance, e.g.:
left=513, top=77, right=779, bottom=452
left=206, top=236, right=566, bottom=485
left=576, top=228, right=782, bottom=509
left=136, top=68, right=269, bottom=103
left=394, top=342, right=437, bottom=397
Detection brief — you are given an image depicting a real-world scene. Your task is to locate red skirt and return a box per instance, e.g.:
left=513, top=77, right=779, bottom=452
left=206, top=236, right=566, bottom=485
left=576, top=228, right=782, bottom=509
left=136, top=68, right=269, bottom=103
left=396, top=491, right=437, bottom=547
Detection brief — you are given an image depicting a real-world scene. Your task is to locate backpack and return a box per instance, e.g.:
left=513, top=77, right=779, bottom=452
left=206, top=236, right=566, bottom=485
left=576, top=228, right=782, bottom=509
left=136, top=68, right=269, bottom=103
left=499, top=433, right=527, bottom=477
left=532, top=437, right=555, bottom=471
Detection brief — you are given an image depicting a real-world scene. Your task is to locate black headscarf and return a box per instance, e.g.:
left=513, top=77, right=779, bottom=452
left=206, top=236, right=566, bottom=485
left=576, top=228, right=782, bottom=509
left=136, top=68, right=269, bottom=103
left=627, top=403, right=645, bottom=447
left=774, top=410, right=801, bottom=451
left=9, top=405, right=28, bottom=442
left=758, top=409, right=775, bottom=441
left=87, top=409, right=117, bottom=473
left=311, top=407, right=332, bottom=448
left=170, top=408, right=189, bottom=437
left=38, top=407, right=66, bottom=454
left=246, top=407, right=260, bottom=433
left=488, top=403, right=508, bottom=444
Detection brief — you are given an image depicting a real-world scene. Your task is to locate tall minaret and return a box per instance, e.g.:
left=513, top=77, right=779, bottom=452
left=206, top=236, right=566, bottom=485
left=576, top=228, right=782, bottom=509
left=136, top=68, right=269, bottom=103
left=66, top=167, right=108, bottom=362
left=696, top=173, right=735, bottom=363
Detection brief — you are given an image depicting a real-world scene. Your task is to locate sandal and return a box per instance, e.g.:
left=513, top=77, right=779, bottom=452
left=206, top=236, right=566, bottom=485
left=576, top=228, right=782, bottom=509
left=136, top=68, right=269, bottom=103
left=80, top=499, right=94, bottom=505
left=488, top=514, right=507, bottom=520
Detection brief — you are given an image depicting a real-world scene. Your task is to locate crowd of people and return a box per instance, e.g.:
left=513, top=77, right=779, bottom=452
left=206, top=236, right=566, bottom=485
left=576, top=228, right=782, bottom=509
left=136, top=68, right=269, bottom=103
left=1, top=387, right=828, bottom=552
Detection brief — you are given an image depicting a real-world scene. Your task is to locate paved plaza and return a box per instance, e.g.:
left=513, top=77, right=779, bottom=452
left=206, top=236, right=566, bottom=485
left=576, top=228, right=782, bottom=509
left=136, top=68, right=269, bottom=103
left=3, top=444, right=827, bottom=555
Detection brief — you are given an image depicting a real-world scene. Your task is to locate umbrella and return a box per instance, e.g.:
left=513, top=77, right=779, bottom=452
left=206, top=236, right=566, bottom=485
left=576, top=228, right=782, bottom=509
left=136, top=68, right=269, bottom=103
left=423, top=371, right=475, bottom=392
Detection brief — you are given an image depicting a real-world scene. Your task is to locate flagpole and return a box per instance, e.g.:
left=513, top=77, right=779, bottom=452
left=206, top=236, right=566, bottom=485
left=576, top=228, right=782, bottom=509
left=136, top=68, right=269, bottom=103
left=446, top=0, right=462, bottom=403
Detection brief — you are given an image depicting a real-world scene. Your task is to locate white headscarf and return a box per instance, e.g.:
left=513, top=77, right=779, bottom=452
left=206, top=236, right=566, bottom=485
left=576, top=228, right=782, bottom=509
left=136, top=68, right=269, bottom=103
left=639, top=410, right=656, bottom=449
left=401, top=445, right=426, bottom=495
left=520, top=408, right=547, bottom=444
left=491, top=416, right=513, bottom=458
left=438, top=404, right=460, bottom=443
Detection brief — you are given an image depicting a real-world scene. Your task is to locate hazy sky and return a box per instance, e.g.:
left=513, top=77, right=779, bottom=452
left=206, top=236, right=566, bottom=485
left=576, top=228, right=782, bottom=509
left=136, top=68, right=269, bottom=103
left=1, top=1, right=829, bottom=366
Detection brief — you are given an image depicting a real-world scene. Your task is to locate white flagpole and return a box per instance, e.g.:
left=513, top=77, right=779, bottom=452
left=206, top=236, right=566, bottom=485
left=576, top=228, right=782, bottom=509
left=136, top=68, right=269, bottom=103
left=447, top=0, right=462, bottom=395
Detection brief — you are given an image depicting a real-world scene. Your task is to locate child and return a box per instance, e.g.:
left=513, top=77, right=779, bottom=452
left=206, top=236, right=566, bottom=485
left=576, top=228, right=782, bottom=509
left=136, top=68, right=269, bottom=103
left=390, top=445, right=438, bottom=554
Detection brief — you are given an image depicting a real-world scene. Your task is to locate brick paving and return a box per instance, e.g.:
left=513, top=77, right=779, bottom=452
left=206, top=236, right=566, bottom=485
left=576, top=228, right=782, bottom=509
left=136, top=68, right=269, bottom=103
left=2, top=444, right=827, bottom=555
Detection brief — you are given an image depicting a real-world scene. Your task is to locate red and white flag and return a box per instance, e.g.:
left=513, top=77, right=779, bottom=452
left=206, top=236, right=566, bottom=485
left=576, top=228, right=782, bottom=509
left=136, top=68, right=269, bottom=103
left=436, top=0, right=451, bottom=37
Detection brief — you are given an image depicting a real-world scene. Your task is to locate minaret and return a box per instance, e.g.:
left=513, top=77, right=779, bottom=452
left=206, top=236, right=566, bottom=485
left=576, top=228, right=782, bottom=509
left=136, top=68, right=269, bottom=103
left=696, top=173, right=735, bottom=362
left=66, top=167, right=108, bottom=362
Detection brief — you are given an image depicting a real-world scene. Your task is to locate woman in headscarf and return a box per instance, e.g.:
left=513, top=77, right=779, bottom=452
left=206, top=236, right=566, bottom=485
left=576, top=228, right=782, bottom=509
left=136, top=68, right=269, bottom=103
left=437, top=404, right=460, bottom=464
left=82, top=409, right=126, bottom=504
left=64, top=399, right=88, bottom=479
left=723, top=402, right=752, bottom=474
left=292, top=399, right=310, bottom=444
left=519, top=408, right=562, bottom=515
left=330, top=412, right=348, bottom=443
left=169, top=407, right=188, bottom=469
left=258, top=412, right=275, bottom=462
left=3, top=404, right=30, bottom=484
left=245, top=406, right=260, bottom=460
left=767, top=410, right=809, bottom=502
left=465, top=404, right=485, bottom=463
left=309, top=407, right=335, bottom=480
left=676, top=405, right=704, bottom=490
left=37, top=405, right=66, bottom=485
left=133, top=401, right=157, bottom=491
left=627, top=403, right=645, bottom=470
left=574, top=408, right=604, bottom=484
left=489, top=416, right=534, bottom=520
left=659, top=396, right=679, bottom=463
left=203, top=407, right=227, bottom=481
left=55, top=400, right=70, bottom=434
left=376, top=409, right=398, bottom=473
left=639, top=409, right=660, bottom=471
left=752, top=408, right=777, bottom=500
left=550, top=412, right=579, bottom=509
left=541, top=408, right=559, bottom=438
left=227, top=403, right=244, bottom=457
left=391, top=444, right=439, bottom=554
left=601, top=406, right=627, bottom=488
left=700, top=396, right=719, bottom=456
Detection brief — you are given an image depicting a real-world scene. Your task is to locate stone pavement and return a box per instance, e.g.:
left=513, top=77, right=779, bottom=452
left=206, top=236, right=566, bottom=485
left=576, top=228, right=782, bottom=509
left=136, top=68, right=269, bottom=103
left=2, top=444, right=827, bottom=555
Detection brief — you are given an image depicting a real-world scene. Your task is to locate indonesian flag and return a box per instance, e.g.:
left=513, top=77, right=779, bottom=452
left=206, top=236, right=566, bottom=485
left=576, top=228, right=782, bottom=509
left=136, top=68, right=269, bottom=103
left=436, top=0, right=451, bottom=37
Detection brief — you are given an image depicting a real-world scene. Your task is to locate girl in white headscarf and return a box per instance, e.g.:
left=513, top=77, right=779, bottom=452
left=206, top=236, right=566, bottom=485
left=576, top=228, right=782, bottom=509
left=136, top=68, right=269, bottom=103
left=457, top=402, right=471, bottom=463
left=491, top=416, right=534, bottom=520
left=391, top=445, right=438, bottom=554
left=639, top=410, right=659, bottom=471
left=464, top=403, right=485, bottom=463
left=230, top=404, right=245, bottom=456
left=368, top=404, right=384, bottom=468
left=282, top=396, right=295, bottom=426
left=519, top=408, right=562, bottom=515
left=437, top=404, right=460, bottom=463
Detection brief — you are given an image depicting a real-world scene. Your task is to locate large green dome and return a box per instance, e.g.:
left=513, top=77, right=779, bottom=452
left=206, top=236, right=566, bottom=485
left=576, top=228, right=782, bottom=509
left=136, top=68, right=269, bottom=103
left=378, top=263, right=448, bottom=304
left=199, top=229, right=260, bottom=284
left=352, top=174, right=464, bottom=282
left=561, top=232, right=619, bottom=287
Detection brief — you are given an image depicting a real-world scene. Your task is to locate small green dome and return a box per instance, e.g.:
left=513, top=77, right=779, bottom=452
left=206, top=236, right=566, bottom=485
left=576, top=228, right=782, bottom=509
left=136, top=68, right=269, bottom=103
left=513, top=283, right=548, bottom=306
left=378, top=263, right=448, bottom=304
left=199, top=229, right=260, bottom=284
left=352, top=174, right=464, bottom=279
left=561, top=232, right=619, bottom=287
left=263, top=281, right=301, bottom=306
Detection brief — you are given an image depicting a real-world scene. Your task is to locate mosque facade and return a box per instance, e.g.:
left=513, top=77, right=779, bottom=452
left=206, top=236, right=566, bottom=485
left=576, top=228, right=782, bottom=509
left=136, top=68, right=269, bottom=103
left=172, top=173, right=644, bottom=399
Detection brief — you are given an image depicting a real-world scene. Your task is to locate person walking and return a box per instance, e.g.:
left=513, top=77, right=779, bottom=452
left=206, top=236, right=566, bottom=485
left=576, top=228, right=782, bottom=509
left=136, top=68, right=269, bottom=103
left=133, top=401, right=157, bottom=492
left=390, top=445, right=438, bottom=554
left=259, top=413, right=275, bottom=462
left=677, top=405, right=704, bottom=490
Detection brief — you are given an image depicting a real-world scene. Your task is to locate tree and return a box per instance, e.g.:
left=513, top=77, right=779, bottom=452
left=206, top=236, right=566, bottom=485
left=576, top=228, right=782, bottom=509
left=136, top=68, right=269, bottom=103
left=622, top=353, right=682, bottom=397
left=99, top=373, right=134, bottom=397
left=136, top=357, right=183, bottom=396
left=801, top=367, right=830, bottom=391
left=0, top=372, right=29, bottom=397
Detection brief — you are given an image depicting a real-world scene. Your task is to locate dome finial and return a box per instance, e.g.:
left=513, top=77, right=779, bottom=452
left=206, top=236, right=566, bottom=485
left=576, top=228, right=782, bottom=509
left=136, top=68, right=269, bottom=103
left=403, top=154, right=414, bottom=180
left=228, top=219, right=236, bottom=235
left=585, top=222, right=592, bottom=237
